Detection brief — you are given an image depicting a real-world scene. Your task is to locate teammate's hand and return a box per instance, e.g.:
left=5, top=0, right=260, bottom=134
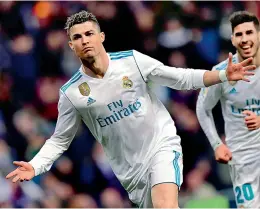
left=243, top=110, right=260, bottom=130
left=6, top=161, right=35, bottom=183
left=226, top=53, right=256, bottom=82
left=215, top=144, right=232, bottom=164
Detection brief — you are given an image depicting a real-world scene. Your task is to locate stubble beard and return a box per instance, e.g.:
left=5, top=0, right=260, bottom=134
left=238, top=45, right=258, bottom=60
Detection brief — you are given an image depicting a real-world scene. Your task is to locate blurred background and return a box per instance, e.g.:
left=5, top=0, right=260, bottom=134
left=0, top=1, right=259, bottom=208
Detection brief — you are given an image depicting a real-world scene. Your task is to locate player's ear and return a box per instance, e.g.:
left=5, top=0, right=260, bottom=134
left=100, top=32, right=105, bottom=43
left=68, top=41, right=75, bottom=51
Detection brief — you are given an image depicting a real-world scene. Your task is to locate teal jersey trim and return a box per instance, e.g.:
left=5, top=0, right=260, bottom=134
left=61, top=71, right=82, bottom=92
left=173, top=151, right=180, bottom=187
left=215, top=56, right=237, bottom=71
left=216, top=62, right=228, bottom=71
left=109, top=50, right=133, bottom=60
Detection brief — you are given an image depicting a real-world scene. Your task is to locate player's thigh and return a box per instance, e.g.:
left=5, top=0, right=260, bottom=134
left=150, top=150, right=183, bottom=208
left=230, top=162, right=260, bottom=208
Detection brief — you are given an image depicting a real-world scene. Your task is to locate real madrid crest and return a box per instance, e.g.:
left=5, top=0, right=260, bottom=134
left=78, top=82, right=91, bottom=96
left=122, top=76, right=133, bottom=89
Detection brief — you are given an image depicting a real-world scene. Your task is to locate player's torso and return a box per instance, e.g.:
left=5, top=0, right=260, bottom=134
left=62, top=51, right=182, bottom=191
left=64, top=52, right=168, bottom=191
left=222, top=67, right=260, bottom=118
left=221, top=67, right=260, bottom=163
left=65, top=53, right=152, bottom=145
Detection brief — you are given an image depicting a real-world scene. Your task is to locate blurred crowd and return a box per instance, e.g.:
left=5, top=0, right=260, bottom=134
left=0, top=1, right=260, bottom=208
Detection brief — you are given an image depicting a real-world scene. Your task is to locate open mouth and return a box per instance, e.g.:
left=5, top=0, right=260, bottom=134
left=240, top=45, right=252, bottom=54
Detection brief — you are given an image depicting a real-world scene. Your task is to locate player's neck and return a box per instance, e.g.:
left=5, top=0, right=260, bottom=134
left=81, top=50, right=109, bottom=79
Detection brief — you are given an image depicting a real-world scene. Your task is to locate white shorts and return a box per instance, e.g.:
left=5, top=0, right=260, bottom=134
left=129, top=150, right=183, bottom=208
left=229, top=160, right=260, bottom=208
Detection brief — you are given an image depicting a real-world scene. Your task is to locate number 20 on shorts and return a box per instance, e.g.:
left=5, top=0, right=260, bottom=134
left=235, top=183, right=254, bottom=204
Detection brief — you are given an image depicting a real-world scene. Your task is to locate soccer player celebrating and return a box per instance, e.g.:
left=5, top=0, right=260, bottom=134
left=7, top=11, right=255, bottom=208
left=196, top=11, right=260, bottom=208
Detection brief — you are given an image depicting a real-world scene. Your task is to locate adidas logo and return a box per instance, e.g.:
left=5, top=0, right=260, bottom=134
left=229, top=88, right=237, bottom=94
left=87, top=97, right=96, bottom=106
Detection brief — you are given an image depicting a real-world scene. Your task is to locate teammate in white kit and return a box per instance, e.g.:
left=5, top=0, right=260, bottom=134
left=196, top=11, right=260, bottom=208
left=6, top=11, right=255, bottom=208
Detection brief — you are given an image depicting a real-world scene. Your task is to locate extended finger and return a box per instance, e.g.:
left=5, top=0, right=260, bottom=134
left=13, top=161, right=28, bottom=167
left=243, top=65, right=256, bottom=72
left=243, top=71, right=255, bottom=76
left=13, top=161, right=24, bottom=167
left=227, top=53, right=233, bottom=66
left=240, top=57, right=253, bottom=66
left=242, top=76, right=250, bottom=82
left=6, top=169, right=19, bottom=179
left=12, top=175, right=20, bottom=183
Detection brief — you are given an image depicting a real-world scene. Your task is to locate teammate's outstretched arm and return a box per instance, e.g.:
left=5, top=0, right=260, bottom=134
left=6, top=91, right=81, bottom=182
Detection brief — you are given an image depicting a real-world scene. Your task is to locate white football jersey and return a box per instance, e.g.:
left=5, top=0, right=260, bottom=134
left=29, top=50, right=206, bottom=192
left=197, top=54, right=260, bottom=164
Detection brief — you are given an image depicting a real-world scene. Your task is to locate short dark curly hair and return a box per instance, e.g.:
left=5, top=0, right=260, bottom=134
left=64, top=10, right=101, bottom=37
left=229, top=11, right=259, bottom=32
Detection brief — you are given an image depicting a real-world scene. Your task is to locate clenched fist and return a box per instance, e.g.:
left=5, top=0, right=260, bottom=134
left=215, top=144, right=232, bottom=164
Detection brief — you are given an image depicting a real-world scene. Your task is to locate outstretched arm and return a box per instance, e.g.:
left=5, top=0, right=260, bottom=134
left=133, top=50, right=255, bottom=90
left=6, top=91, right=81, bottom=182
left=150, top=53, right=255, bottom=90
left=29, top=91, right=81, bottom=176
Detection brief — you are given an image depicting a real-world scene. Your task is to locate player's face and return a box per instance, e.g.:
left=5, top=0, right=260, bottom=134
left=231, top=22, right=260, bottom=59
left=68, top=21, right=105, bottom=59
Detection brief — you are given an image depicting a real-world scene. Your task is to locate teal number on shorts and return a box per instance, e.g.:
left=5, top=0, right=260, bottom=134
left=235, top=183, right=254, bottom=204
left=235, top=186, right=244, bottom=203
left=243, top=184, right=254, bottom=201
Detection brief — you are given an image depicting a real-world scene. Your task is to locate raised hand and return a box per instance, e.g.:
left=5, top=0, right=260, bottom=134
left=226, top=53, right=256, bottom=82
left=6, top=161, right=35, bottom=183
left=215, top=144, right=232, bottom=164
left=243, top=110, right=260, bottom=130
